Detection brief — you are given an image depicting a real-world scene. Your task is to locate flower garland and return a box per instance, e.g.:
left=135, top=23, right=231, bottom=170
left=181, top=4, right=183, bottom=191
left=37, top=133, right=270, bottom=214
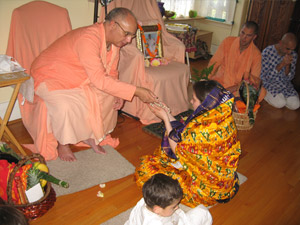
left=138, top=23, right=162, bottom=58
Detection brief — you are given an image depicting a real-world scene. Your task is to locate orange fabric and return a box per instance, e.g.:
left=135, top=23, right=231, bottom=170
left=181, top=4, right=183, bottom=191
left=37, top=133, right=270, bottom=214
left=6, top=1, right=72, bottom=72
left=6, top=2, right=130, bottom=160
left=235, top=100, right=260, bottom=113
left=208, top=37, right=266, bottom=102
left=100, top=0, right=190, bottom=124
left=31, top=23, right=136, bottom=99
left=6, top=1, right=72, bottom=161
left=29, top=23, right=136, bottom=160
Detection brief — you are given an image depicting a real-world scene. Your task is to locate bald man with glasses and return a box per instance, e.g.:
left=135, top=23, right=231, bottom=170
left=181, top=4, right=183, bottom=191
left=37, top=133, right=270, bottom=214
left=29, top=8, right=157, bottom=161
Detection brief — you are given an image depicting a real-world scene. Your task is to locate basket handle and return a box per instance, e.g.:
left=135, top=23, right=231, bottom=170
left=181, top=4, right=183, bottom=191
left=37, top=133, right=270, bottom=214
left=238, top=80, right=250, bottom=112
left=6, top=154, right=46, bottom=204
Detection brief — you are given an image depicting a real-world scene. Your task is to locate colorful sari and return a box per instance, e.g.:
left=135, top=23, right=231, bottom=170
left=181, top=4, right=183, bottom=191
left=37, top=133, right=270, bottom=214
left=135, top=84, right=241, bottom=207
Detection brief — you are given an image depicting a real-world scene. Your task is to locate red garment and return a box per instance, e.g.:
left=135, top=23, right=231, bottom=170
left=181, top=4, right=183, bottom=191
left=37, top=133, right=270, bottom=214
left=0, top=160, right=31, bottom=204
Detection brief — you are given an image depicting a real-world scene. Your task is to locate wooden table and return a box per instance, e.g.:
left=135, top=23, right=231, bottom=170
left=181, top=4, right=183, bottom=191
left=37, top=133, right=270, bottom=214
left=0, top=71, right=30, bottom=156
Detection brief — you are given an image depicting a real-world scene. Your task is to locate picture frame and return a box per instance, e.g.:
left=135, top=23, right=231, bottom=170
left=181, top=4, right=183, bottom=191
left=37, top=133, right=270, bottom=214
left=136, top=24, right=163, bottom=59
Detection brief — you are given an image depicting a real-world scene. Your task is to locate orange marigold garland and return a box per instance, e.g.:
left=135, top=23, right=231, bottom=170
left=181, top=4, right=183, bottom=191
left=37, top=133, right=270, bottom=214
left=138, top=23, right=161, bottom=58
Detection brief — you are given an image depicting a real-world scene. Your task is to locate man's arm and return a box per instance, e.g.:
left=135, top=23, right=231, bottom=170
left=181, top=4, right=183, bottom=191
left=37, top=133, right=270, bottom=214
left=134, top=87, right=157, bottom=103
left=208, top=38, right=227, bottom=78
left=75, top=32, right=156, bottom=103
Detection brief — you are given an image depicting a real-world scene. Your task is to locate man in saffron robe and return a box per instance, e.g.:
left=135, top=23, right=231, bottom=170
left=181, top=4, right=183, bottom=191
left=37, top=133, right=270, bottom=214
left=208, top=21, right=266, bottom=101
left=30, top=8, right=157, bottom=161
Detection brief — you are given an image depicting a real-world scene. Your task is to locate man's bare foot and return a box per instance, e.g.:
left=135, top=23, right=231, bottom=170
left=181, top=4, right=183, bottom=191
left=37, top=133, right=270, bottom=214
left=58, top=143, right=77, bottom=161
left=84, top=138, right=106, bottom=155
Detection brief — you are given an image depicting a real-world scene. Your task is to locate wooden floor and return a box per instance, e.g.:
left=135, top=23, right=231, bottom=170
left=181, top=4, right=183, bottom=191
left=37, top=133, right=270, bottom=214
left=4, top=58, right=300, bottom=225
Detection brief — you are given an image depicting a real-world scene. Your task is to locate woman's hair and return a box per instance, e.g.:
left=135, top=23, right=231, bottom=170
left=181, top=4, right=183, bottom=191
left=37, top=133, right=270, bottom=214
left=142, top=173, right=183, bottom=209
left=193, top=80, right=219, bottom=102
left=0, top=205, right=29, bottom=225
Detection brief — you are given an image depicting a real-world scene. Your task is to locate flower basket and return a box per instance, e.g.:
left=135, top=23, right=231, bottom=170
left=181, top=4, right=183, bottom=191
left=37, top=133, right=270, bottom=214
left=6, top=153, right=56, bottom=221
left=233, top=81, right=258, bottom=131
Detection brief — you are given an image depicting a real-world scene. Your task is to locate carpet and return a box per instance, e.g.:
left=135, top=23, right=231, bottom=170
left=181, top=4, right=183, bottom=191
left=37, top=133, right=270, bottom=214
left=142, top=110, right=193, bottom=138
left=46, top=145, right=135, bottom=196
left=101, top=172, right=247, bottom=224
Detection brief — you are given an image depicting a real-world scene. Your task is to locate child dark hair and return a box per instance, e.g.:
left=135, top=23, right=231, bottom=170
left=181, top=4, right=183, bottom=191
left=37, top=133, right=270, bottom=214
left=193, top=80, right=220, bottom=102
left=142, top=173, right=183, bottom=209
left=0, top=205, right=29, bottom=225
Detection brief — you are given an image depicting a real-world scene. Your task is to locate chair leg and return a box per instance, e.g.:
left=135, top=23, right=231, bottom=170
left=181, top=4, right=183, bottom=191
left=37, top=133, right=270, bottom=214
left=0, top=118, right=27, bottom=156
left=185, top=52, right=191, bottom=81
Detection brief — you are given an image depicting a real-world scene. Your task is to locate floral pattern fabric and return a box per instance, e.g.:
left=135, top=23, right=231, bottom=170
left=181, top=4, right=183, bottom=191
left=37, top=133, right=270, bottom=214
left=135, top=98, right=241, bottom=207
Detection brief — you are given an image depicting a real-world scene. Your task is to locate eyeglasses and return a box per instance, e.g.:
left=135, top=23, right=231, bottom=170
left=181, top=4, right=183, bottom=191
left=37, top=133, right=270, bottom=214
left=114, top=21, right=136, bottom=39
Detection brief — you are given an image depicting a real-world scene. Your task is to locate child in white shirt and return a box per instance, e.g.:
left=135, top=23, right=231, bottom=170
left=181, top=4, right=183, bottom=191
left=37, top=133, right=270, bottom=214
left=125, top=173, right=212, bottom=225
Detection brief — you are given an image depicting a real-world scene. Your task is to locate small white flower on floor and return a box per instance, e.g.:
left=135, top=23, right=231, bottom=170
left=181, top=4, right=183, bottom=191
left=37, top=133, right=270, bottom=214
left=99, top=183, right=106, bottom=188
left=97, top=191, right=104, bottom=198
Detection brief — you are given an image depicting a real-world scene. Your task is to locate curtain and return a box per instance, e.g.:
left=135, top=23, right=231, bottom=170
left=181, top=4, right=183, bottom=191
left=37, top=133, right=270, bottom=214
left=197, top=0, right=236, bottom=23
left=161, top=0, right=195, bottom=17
left=162, top=0, right=236, bottom=23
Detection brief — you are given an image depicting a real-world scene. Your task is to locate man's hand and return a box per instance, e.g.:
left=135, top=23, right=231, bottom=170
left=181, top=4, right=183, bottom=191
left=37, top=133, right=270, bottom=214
left=113, top=97, right=124, bottom=110
left=134, top=87, right=157, bottom=103
left=282, top=54, right=293, bottom=66
left=227, top=84, right=239, bottom=95
left=277, top=54, right=293, bottom=75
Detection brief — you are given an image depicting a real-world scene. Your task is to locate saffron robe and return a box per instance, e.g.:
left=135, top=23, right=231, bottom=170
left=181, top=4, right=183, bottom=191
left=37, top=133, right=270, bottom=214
left=208, top=37, right=266, bottom=101
left=18, top=22, right=135, bottom=160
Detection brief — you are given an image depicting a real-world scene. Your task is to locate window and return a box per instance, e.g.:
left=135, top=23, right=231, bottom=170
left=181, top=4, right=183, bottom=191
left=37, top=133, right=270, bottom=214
left=161, top=0, right=237, bottom=23
left=161, top=0, right=195, bottom=18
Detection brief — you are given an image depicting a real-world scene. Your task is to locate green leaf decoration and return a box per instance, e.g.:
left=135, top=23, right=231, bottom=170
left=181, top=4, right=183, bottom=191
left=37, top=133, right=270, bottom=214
left=191, top=63, right=215, bottom=82
left=0, top=142, right=22, bottom=161
left=239, top=80, right=261, bottom=125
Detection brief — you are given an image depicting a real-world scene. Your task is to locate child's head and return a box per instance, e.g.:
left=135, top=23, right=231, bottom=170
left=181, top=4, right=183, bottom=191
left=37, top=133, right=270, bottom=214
left=0, top=205, right=29, bottom=225
left=142, top=173, right=183, bottom=217
left=191, top=80, right=219, bottom=110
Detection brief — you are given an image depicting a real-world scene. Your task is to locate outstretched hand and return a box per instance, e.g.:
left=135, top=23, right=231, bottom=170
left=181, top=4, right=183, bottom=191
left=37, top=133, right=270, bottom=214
left=135, top=87, right=157, bottom=103
left=148, top=102, right=170, bottom=121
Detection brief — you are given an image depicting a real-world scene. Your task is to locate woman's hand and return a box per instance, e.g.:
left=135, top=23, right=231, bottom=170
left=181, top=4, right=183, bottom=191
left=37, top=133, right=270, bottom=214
left=148, top=102, right=169, bottom=122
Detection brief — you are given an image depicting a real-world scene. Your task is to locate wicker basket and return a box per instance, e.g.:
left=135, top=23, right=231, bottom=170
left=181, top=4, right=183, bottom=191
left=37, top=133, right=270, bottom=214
left=233, top=81, right=258, bottom=131
left=6, top=153, right=56, bottom=221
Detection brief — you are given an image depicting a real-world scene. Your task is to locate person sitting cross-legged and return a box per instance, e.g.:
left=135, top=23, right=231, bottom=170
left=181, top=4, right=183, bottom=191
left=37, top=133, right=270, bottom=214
left=208, top=21, right=266, bottom=102
left=261, top=32, right=300, bottom=110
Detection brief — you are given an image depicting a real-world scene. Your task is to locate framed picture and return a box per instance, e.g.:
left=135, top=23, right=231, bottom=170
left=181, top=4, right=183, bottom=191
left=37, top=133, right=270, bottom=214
left=136, top=24, right=163, bottom=59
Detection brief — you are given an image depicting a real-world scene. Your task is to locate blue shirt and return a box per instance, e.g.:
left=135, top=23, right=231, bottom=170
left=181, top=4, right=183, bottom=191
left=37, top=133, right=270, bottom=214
left=261, top=45, right=298, bottom=98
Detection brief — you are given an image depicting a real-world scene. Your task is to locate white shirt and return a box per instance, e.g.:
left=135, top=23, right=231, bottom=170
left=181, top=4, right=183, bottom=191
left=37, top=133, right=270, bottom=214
left=125, top=198, right=213, bottom=225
